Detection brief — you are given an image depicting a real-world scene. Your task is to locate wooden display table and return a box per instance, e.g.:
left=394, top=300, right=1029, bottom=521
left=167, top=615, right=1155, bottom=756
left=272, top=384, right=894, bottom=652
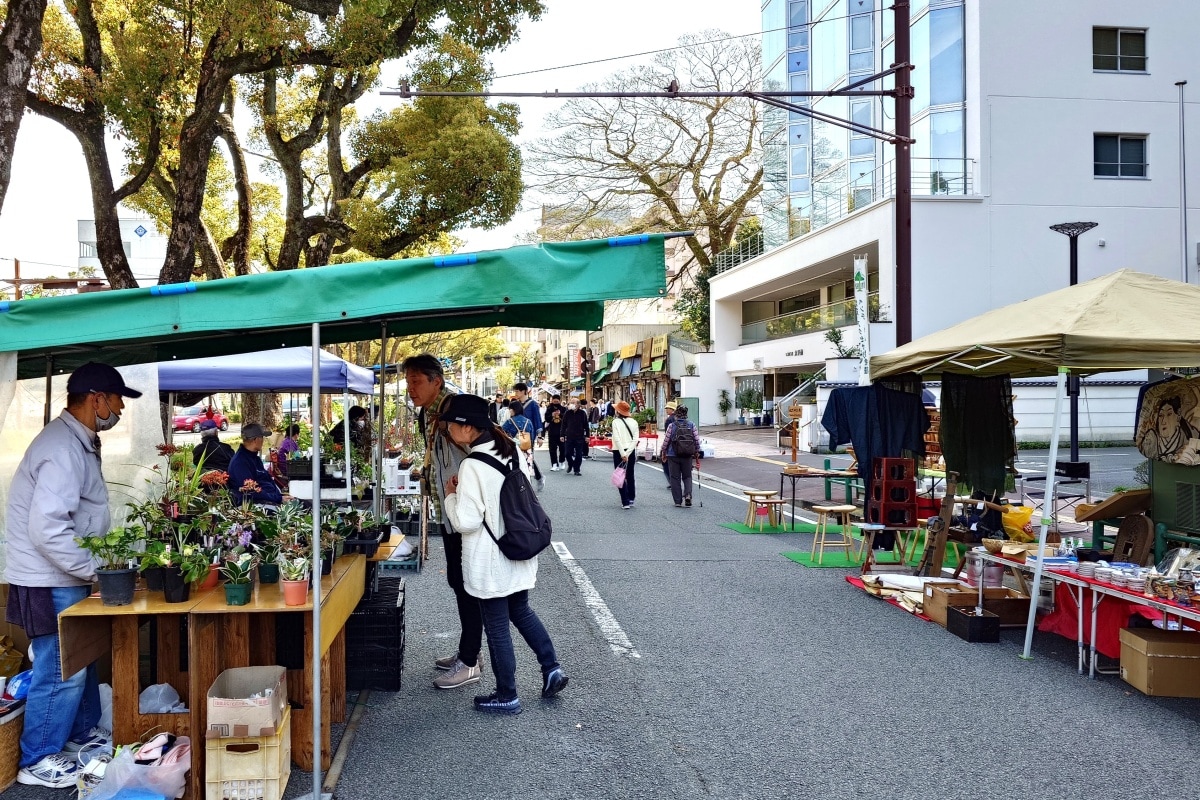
left=59, top=554, right=366, bottom=800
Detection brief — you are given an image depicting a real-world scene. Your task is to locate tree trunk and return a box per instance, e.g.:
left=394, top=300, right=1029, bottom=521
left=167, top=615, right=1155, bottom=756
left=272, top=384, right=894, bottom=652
left=78, top=119, right=139, bottom=289
left=159, top=121, right=219, bottom=283
left=0, top=0, right=47, bottom=216
left=216, top=112, right=252, bottom=275
left=242, top=393, right=264, bottom=427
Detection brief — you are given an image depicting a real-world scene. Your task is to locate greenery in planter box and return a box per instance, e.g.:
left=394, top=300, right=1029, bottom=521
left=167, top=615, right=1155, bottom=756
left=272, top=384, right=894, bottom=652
left=735, top=387, right=762, bottom=413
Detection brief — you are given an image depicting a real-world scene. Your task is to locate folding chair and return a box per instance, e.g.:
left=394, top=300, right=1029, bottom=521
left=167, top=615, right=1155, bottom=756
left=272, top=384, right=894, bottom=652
left=1020, top=461, right=1090, bottom=527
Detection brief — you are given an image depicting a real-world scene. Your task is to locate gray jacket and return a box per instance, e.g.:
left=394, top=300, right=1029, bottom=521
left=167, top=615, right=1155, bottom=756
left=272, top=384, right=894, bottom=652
left=5, top=411, right=104, bottom=587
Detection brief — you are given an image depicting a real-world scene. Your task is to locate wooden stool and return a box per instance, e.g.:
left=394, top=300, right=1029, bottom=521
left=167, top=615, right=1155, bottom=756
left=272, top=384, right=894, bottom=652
left=752, top=498, right=787, bottom=530
left=743, top=490, right=779, bottom=526
left=811, top=504, right=857, bottom=564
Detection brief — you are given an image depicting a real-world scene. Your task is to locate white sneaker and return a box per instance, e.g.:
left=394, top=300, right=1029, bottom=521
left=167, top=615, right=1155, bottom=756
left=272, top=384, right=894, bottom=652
left=63, top=726, right=112, bottom=755
left=551, top=464, right=560, bottom=471
left=18, top=753, right=79, bottom=789
left=433, top=658, right=481, bottom=689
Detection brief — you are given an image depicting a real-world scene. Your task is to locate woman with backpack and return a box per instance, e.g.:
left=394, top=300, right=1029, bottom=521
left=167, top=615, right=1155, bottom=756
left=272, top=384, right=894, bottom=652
left=443, top=394, right=569, bottom=715
left=502, top=400, right=544, bottom=491
left=661, top=404, right=701, bottom=507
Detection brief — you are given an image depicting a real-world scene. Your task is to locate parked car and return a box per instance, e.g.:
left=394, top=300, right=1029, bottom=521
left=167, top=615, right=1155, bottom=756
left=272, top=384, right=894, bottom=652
left=173, top=404, right=228, bottom=432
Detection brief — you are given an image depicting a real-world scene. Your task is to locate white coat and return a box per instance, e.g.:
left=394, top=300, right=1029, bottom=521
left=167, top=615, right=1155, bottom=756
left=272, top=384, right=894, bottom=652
left=443, top=437, right=538, bottom=600
left=610, top=414, right=639, bottom=459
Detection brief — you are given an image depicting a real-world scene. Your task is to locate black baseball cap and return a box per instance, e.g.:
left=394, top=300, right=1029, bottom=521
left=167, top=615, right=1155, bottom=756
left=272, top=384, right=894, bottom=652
left=444, top=394, right=492, bottom=429
left=66, top=362, right=143, bottom=398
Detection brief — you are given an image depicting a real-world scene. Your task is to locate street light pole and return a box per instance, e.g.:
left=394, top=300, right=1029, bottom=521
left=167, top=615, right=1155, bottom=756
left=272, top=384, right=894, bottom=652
left=1177, top=80, right=1189, bottom=283
left=1049, top=221, right=1099, bottom=463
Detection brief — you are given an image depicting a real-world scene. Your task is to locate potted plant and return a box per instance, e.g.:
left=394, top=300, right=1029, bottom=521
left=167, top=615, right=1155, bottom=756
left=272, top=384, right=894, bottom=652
left=77, top=526, right=142, bottom=606
left=736, top=387, right=763, bottom=425
left=717, top=389, right=733, bottom=425
left=277, top=546, right=311, bottom=606
left=824, top=328, right=861, bottom=383
left=157, top=527, right=212, bottom=603
left=219, top=551, right=258, bottom=606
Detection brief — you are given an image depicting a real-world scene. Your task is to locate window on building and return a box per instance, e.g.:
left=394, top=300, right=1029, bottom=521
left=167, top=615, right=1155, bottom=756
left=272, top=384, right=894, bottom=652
left=780, top=289, right=821, bottom=315
left=788, top=0, right=808, bottom=28
left=80, top=242, right=98, bottom=258
left=1094, top=134, right=1148, bottom=178
left=1093, top=27, right=1147, bottom=72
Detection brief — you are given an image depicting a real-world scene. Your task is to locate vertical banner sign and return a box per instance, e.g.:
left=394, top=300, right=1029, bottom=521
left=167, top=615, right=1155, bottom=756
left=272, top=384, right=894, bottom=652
left=854, top=254, right=871, bottom=386
left=567, top=343, right=580, bottom=383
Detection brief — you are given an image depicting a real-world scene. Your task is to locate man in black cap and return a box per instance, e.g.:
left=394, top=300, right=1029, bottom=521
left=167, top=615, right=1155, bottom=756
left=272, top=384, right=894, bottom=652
left=5, top=361, right=142, bottom=787
left=228, top=423, right=285, bottom=506
left=193, top=421, right=235, bottom=472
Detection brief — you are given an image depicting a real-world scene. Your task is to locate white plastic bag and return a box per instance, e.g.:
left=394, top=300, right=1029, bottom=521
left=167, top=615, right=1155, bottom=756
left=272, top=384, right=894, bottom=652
left=98, top=683, right=113, bottom=733
left=84, top=737, right=191, bottom=800
left=138, top=683, right=186, bottom=714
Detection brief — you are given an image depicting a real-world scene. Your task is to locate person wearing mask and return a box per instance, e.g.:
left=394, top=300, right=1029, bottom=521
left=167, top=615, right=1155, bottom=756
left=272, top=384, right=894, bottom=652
left=510, top=383, right=545, bottom=489
left=502, top=401, right=540, bottom=482
left=487, top=393, right=502, bottom=425
left=544, top=395, right=565, bottom=471
left=328, top=405, right=370, bottom=462
left=611, top=401, right=639, bottom=510
left=402, top=354, right=483, bottom=691
left=441, top=394, right=568, bottom=715
left=559, top=397, right=589, bottom=476
left=193, top=422, right=235, bottom=472
left=6, top=362, right=139, bottom=787
left=228, top=423, right=286, bottom=506
left=661, top=405, right=701, bottom=508
left=581, top=399, right=599, bottom=459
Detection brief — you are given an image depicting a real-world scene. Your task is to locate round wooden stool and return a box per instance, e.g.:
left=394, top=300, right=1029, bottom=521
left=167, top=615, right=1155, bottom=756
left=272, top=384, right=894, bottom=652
left=811, top=504, right=858, bottom=564
left=751, top=498, right=787, bottom=530
left=742, top=490, right=779, bottom=527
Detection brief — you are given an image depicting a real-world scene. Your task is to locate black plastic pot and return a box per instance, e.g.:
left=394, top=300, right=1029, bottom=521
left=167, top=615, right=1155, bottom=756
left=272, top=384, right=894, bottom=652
left=97, top=568, right=137, bottom=606
left=143, top=566, right=164, bottom=591
left=321, top=551, right=334, bottom=576
left=258, top=562, right=280, bottom=584
left=162, top=566, right=191, bottom=603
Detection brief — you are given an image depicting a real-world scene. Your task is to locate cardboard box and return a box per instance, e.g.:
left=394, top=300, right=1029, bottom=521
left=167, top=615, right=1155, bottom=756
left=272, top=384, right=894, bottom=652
left=1119, top=628, right=1200, bottom=698
left=207, top=666, right=287, bottom=737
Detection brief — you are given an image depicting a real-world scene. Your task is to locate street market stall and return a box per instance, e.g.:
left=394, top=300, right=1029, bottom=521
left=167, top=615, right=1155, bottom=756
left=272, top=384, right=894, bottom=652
left=0, top=234, right=673, bottom=799
left=871, top=269, right=1200, bottom=661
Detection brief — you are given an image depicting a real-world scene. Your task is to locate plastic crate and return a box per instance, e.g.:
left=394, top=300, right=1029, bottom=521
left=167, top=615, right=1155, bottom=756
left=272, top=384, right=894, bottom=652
left=205, top=706, right=291, bottom=800
left=347, top=580, right=405, bottom=691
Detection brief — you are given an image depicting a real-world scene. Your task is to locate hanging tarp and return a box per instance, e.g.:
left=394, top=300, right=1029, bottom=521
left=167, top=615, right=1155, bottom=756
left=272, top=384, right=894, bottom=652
left=871, top=270, right=1200, bottom=380
left=158, top=347, right=376, bottom=394
left=0, top=236, right=669, bottom=379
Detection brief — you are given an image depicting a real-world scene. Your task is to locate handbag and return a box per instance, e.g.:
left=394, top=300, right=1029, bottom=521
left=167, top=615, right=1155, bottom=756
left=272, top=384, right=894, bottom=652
left=611, top=465, right=626, bottom=488
left=514, top=419, right=533, bottom=452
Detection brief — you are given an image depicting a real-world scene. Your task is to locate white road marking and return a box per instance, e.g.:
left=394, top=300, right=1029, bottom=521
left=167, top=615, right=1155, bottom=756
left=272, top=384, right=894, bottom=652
left=645, top=463, right=818, bottom=524
left=552, top=541, right=641, bottom=659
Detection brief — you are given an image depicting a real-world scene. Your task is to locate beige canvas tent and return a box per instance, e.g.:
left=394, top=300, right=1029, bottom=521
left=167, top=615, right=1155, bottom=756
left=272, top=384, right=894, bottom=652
left=869, top=269, right=1200, bottom=659
left=871, top=270, right=1200, bottom=380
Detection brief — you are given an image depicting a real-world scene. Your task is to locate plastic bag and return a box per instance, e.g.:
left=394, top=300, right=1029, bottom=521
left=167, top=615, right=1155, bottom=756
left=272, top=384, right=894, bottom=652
left=610, top=466, right=626, bottom=488
left=0, top=636, right=23, bottom=679
left=6, top=669, right=31, bottom=700
left=99, top=683, right=113, bottom=733
left=1000, top=505, right=1034, bottom=540
left=84, top=736, right=191, bottom=800
left=139, top=683, right=186, bottom=714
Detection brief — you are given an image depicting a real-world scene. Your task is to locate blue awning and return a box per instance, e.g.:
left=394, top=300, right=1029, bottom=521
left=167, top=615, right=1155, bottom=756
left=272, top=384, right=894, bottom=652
left=618, top=358, right=634, bottom=377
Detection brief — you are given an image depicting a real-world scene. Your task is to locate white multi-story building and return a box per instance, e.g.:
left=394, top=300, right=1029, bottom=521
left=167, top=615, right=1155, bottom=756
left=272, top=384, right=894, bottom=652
left=77, top=218, right=167, bottom=283
left=697, top=0, right=1196, bottom=442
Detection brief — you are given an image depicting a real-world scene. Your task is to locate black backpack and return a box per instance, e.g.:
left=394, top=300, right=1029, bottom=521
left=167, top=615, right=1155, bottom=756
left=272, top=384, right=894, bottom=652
left=670, top=419, right=697, bottom=457
left=466, top=452, right=553, bottom=560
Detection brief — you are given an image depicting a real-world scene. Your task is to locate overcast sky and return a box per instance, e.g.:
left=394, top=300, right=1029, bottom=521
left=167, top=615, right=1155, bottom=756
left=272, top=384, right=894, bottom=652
left=0, top=0, right=760, bottom=281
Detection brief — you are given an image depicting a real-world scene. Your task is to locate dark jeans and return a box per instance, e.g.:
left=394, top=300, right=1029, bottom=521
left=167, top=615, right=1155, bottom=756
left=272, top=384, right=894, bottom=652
left=667, top=456, right=694, bottom=505
left=547, top=430, right=563, bottom=466
left=478, top=590, right=560, bottom=700
left=443, top=526, right=483, bottom=667
left=565, top=437, right=587, bottom=473
left=612, top=451, right=636, bottom=506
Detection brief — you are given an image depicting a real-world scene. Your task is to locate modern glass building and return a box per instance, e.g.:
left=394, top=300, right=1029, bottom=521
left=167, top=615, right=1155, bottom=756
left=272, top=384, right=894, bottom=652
left=761, top=0, right=966, bottom=249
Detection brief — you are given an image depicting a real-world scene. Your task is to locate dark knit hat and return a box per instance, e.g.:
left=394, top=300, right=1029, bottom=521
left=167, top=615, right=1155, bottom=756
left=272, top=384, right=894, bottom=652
left=444, top=394, right=492, bottom=429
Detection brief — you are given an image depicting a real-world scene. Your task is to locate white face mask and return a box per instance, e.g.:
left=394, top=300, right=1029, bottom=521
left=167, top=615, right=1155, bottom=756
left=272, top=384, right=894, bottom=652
left=355, top=419, right=366, bottom=430
left=568, top=403, right=578, bottom=411
left=94, top=394, right=121, bottom=431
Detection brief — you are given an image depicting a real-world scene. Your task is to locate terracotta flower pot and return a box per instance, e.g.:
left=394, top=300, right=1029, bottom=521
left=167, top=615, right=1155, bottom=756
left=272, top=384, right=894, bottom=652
left=281, top=579, right=309, bottom=606
left=198, top=563, right=220, bottom=591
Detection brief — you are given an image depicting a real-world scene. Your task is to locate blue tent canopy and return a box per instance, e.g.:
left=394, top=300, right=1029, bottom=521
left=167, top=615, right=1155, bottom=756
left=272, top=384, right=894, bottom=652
left=157, top=347, right=376, bottom=394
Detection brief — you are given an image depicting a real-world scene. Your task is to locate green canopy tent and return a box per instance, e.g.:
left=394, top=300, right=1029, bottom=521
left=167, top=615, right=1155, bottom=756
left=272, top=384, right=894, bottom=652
left=0, top=233, right=672, bottom=795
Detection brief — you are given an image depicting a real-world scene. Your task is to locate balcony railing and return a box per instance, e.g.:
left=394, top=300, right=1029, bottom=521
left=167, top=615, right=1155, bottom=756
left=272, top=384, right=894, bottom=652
left=715, top=157, right=976, bottom=274
left=741, top=292, right=883, bottom=345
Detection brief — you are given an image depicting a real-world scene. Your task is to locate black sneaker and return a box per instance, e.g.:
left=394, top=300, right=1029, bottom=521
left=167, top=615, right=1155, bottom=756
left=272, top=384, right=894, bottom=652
left=474, top=693, right=522, bottom=715
left=684, top=496, right=692, bottom=507
left=542, top=668, right=569, bottom=698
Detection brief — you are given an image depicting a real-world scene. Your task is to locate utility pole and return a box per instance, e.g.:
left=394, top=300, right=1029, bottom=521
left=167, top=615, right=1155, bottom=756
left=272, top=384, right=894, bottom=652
left=1050, top=221, right=1099, bottom=464
left=13, top=258, right=20, bottom=300
left=1178, top=80, right=1190, bottom=283
left=894, top=0, right=914, bottom=346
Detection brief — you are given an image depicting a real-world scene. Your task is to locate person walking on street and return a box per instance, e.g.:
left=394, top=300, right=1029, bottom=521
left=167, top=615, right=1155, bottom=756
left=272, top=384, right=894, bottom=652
left=611, top=401, right=639, bottom=509
left=442, top=394, right=568, bottom=715
left=662, top=405, right=701, bottom=507
left=662, top=402, right=677, bottom=488
left=559, top=397, right=589, bottom=476
left=6, top=362, right=139, bottom=788
left=502, top=401, right=541, bottom=488
left=544, top=395, right=564, bottom=471
left=512, top=382, right=546, bottom=489
left=403, top=354, right=484, bottom=691
left=582, top=399, right=600, bottom=459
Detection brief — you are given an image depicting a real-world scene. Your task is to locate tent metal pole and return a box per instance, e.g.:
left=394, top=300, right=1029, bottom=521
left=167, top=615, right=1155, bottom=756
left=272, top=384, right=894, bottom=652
left=44, top=355, right=52, bottom=425
left=167, top=392, right=176, bottom=446
left=343, top=388, right=352, bottom=500
left=1021, top=366, right=1068, bottom=660
left=376, top=322, right=386, bottom=518
left=310, top=324, right=324, bottom=799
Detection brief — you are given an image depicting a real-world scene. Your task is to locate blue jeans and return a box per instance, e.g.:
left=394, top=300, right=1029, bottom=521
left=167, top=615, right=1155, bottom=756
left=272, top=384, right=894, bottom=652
left=442, top=527, right=483, bottom=668
left=21, top=586, right=100, bottom=766
left=478, top=591, right=559, bottom=701
left=612, top=451, right=636, bottom=506
left=564, top=438, right=586, bottom=473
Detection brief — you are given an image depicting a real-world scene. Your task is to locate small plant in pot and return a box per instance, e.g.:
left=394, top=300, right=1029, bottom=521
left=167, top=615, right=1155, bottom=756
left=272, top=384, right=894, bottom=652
left=157, top=526, right=213, bottom=603
left=219, top=551, right=258, bottom=606
left=77, top=526, right=143, bottom=606
left=718, top=389, right=733, bottom=425
left=277, top=545, right=311, bottom=606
